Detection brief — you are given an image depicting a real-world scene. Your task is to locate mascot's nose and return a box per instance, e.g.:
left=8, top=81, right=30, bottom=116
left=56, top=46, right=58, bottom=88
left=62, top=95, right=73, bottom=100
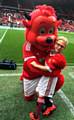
left=46, top=37, right=53, bottom=44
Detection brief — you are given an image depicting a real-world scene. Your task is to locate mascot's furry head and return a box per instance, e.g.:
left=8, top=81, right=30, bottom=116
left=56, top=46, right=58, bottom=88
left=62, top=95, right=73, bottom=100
left=23, top=5, right=62, bottom=51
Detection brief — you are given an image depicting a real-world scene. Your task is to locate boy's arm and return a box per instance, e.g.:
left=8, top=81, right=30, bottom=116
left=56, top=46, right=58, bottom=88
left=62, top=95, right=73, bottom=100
left=31, top=61, right=51, bottom=72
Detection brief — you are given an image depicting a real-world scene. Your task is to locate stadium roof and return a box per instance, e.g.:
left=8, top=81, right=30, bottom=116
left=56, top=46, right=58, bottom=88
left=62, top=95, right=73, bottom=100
left=1, top=0, right=74, bottom=10
left=17, top=0, right=74, bottom=12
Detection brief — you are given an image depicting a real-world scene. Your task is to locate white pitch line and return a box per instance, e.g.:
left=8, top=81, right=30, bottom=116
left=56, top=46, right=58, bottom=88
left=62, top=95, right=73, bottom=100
left=69, top=72, right=74, bottom=79
left=58, top=89, right=74, bottom=116
left=0, top=73, right=21, bottom=77
left=0, top=29, right=8, bottom=43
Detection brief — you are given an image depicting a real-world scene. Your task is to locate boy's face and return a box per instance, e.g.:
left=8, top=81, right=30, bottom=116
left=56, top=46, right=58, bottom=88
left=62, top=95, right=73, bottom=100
left=55, top=42, right=65, bottom=53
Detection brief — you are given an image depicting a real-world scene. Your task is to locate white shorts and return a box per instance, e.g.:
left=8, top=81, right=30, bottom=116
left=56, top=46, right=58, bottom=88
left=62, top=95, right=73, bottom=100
left=36, top=76, right=58, bottom=98
left=23, top=77, right=40, bottom=96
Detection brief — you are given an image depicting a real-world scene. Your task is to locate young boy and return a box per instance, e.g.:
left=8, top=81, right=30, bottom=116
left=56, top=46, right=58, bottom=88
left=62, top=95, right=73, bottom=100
left=29, top=36, right=68, bottom=120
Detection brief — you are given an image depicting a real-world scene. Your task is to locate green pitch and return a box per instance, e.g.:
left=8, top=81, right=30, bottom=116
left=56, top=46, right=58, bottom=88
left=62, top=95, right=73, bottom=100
left=0, top=66, right=74, bottom=120
left=59, top=31, right=74, bottom=65
left=0, top=27, right=74, bottom=64
left=0, top=27, right=74, bottom=120
left=0, top=28, right=24, bottom=63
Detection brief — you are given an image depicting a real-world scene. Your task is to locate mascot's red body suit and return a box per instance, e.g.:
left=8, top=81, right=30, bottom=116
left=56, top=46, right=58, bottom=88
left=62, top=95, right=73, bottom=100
left=20, top=5, right=64, bottom=101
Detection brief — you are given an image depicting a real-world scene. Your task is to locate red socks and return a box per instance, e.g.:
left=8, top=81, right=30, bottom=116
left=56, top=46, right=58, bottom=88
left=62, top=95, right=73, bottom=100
left=24, top=94, right=35, bottom=101
left=35, top=97, right=44, bottom=118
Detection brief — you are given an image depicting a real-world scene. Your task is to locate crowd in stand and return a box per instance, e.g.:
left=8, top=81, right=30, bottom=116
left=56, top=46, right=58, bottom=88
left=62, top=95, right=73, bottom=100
left=0, top=8, right=24, bottom=27
left=0, top=7, right=74, bottom=32
left=59, top=18, right=74, bottom=32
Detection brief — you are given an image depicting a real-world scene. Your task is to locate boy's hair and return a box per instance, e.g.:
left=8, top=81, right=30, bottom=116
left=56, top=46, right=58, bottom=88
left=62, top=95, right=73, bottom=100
left=57, top=36, right=68, bottom=48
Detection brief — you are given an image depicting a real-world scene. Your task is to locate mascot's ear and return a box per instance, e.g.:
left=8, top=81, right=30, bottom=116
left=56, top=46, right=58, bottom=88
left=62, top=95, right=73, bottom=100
left=56, top=20, right=62, bottom=27
left=22, top=12, right=31, bottom=28
left=22, top=19, right=31, bottom=28
left=24, top=12, right=31, bottom=20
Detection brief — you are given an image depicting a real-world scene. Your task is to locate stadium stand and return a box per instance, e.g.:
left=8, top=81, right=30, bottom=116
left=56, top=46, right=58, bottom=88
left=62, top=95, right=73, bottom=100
left=0, top=0, right=74, bottom=31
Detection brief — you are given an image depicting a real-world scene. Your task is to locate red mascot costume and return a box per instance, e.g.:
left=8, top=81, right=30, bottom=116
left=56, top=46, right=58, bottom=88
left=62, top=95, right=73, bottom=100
left=20, top=5, right=63, bottom=101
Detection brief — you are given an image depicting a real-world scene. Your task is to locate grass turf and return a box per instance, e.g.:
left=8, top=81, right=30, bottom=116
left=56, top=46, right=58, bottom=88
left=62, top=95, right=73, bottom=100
left=0, top=29, right=24, bottom=63
left=0, top=66, right=74, bottom=120
left=0, top=28, right=74, bottom=119
left=0, top=28, right=74, bottom=64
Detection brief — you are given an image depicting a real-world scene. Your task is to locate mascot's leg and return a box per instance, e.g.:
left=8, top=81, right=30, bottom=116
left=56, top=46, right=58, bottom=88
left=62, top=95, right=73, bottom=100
left=23, top=77, right=40, bottom=101
left=55, top=74, right=64, bottom=92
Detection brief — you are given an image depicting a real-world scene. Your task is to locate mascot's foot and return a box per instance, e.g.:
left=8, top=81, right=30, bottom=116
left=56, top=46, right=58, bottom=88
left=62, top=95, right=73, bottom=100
left=42, top=104, right=56, bottom=116
left=24, top=94, right=35, bottom=101
left=29, top=112, right=40, bottom=120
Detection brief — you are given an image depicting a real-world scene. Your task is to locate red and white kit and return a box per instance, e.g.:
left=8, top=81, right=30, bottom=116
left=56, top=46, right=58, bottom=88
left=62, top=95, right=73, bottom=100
left=20, top=5, right=62, bottom=100
left=36, top=53, right=66, bottom=98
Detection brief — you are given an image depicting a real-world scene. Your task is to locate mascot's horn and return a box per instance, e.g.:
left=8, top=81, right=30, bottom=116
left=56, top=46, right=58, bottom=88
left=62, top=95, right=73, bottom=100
left=24, top=12, right=31, bottom=20
left=48, top=16, right=56, bottom=22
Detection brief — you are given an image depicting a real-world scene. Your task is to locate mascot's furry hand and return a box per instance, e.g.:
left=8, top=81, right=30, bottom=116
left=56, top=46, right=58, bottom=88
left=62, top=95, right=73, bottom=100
left=46, top=53, right=66, bottom=70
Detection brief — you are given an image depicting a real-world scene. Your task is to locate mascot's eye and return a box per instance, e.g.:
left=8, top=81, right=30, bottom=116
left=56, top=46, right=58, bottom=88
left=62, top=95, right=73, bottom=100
left=48, top=27, right=54, bottom=34
left=39, top=28, right=46, bottom=34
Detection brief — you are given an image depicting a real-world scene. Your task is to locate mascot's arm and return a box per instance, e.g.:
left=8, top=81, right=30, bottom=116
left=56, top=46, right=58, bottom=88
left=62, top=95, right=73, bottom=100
left=22, top=42, right=47, bottom=73
left=23, top=44, right=43, bottom=73
left=20, top=58, right=43, bottom=80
